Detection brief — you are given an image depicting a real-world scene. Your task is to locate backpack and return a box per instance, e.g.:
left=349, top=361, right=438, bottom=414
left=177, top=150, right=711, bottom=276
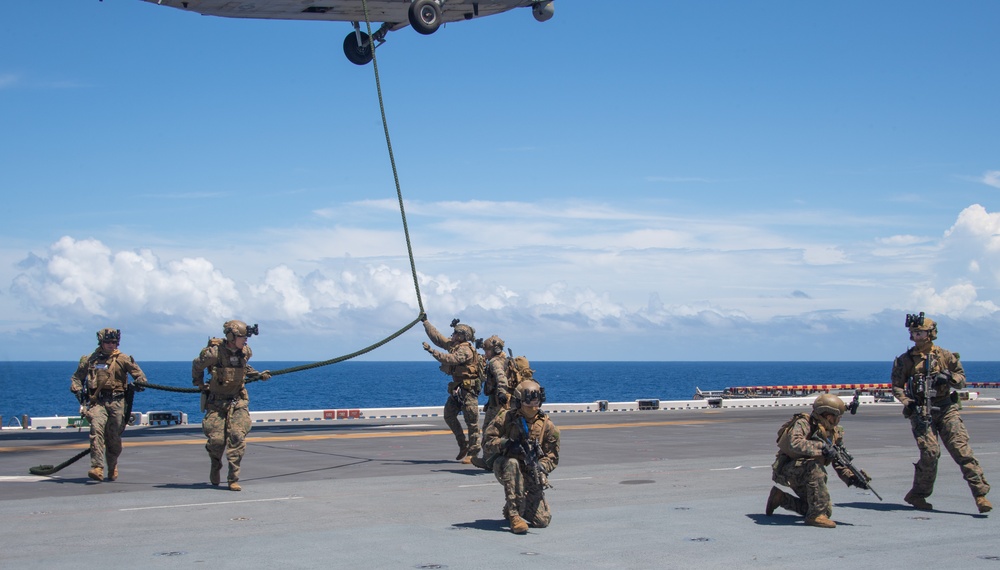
left=505, top=354, right=534, bottom=391
left=775, top=412, right=810, bottom=444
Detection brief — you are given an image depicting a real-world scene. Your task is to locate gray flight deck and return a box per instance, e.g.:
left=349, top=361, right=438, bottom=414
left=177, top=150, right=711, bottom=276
left=2, top=398, right=1000, bottom=569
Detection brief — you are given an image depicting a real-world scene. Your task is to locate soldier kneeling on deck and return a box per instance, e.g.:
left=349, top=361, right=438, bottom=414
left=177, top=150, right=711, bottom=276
left=766, top=394, right=859, bottom=528
left=482, top=380, right=560, bottom=534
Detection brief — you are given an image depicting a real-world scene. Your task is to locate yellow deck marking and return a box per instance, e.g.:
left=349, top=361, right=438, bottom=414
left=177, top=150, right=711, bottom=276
left=0, top=417, right=734, bottom=454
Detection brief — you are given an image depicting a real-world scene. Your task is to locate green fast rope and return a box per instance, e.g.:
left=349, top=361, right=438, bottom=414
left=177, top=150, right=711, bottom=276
left=362, top=0, right=426, bottom=318
left=139, top=3, right=425, bottom=394
left=30, top=7, right=428, bottom=476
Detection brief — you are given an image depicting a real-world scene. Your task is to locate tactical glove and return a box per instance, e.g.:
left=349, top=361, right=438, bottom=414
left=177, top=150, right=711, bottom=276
left=903, top=401, right=916, bottom=418
left=422, top=342, right=432, bottom=352
left=933, top=371, right=952, bottom=388
left=259, top=370, right=271, bottom=381
left=821, top=443, right=837, bottom=460
left=498, top=437, right=518, bottom=453
left=848, top=469, right=873, bottom=488
left=132, top=382, right=145, bottom=392
left=497, top=392, right=509, bottom=406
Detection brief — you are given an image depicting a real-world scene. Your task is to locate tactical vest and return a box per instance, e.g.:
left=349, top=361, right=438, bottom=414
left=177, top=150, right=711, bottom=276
left=452, top=341, right=481, bottom=387
left=86, top=351, right=127, bottom=393
left=902, top=346, right=956, bottom=405
left=206, top=339, right=252, bottom=397
left=503, top=409, right=551, bottom=450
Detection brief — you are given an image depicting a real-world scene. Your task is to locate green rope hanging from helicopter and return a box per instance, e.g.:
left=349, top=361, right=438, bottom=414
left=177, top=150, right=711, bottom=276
left=30, top=2, right=428, bottom=478
left=138, top=0, right=425, bottom=395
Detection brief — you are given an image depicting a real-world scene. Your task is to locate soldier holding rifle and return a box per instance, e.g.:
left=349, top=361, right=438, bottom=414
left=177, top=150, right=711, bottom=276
left=891, top=312, right=991, bottom=513
left=766, top=394, right=873, bottom=528
left=483, top=379, right=559, bottom=534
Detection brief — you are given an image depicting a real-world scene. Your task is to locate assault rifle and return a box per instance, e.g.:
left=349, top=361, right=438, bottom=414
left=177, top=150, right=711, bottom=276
left=518, top=417, right=552, bottom=489
left=906, top=352, right=938, bottom=432
left=818, top=436, right=882, bottom=501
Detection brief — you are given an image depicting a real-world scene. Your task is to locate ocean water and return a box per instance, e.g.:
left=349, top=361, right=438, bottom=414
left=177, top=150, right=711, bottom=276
left=3, top=360, right=1000, bottom=425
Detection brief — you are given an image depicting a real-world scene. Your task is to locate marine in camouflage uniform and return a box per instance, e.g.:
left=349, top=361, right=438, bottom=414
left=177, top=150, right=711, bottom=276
left=890, top=314, right=991, bottom=513
left=483, top=380, right=559, bottom=534
left=469, top=335, right=510, bottom=469
left=422, top=316, right=482, bottom=462
left=70, top=328, right=146, bottom=482
left=481, top=337, right=510, bottom=437
left=766, top=394, right=856, bottom=528
left=192, top=320, right=270, bottom=491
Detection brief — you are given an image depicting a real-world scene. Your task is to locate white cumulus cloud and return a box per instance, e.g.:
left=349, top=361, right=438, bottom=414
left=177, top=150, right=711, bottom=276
left=7, top=200, right=1000, bottom=359
left=11, top=236, right=240, bottom=325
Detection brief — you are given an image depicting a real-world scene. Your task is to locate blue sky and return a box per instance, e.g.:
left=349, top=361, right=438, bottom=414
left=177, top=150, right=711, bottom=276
left=1, top=1, right=999, bottom=362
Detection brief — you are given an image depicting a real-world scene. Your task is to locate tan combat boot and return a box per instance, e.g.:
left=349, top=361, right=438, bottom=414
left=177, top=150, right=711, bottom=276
left=765, top=486, right=785, bottom=516
left=904, top=491, right=933, bottom=511
left=228, top=481, right=242, bottom=492
left=87, top=467, right=104, bottom=482
left=805, top=514, right=836, bottom=528
left=455, top=443, right=469, bottom=461
left=108, top=466, right=118, bottom=481
left=469, top=456, right=489, bottom=470
left=509, top=514, right=528, bottom=534
left=461, top=455, right=474, bottom=464
left=976, top=496, right=992, bottom=514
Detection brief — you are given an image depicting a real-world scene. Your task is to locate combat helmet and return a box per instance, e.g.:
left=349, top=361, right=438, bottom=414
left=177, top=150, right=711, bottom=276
left=223, top=320, right=259, bottom=342
left=812, top=393, right=845, bottom=418
left=512, top=379, right=546, bottom=408
left=96, top=328, right=121, bottom=345
left=811, top=393, right=845, bottom=432
left=482, top=335, right=505, bottom=356
left=450, top=319, right=476, bottom=343
left=906, top=312, right=937, bottom=341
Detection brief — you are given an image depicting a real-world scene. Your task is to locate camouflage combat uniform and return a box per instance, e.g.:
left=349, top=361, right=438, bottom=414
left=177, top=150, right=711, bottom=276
left=71, top=346, right=146, bottom=479
left=192, top=340, right=262, bottom=487
left=481, top=351, right=510, bottom=432
left=891, top=345, right=990, bottom=503
left=771, top=413, right=853, bottom=520
left=423, top=320, right=482, bottom=458
left=483, top=407, right=560, bottom=528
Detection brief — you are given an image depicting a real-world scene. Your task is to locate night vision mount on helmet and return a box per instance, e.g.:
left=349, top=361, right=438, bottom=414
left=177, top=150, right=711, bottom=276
left=512, top=379, right=546, bottom=408
left=223, top=320, right=259, bottom=342
left=449, top=318, right=476, bottom=343
left=96, top=328, right=121, bottom=344
left=906, top=311, right=937, bottom=340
